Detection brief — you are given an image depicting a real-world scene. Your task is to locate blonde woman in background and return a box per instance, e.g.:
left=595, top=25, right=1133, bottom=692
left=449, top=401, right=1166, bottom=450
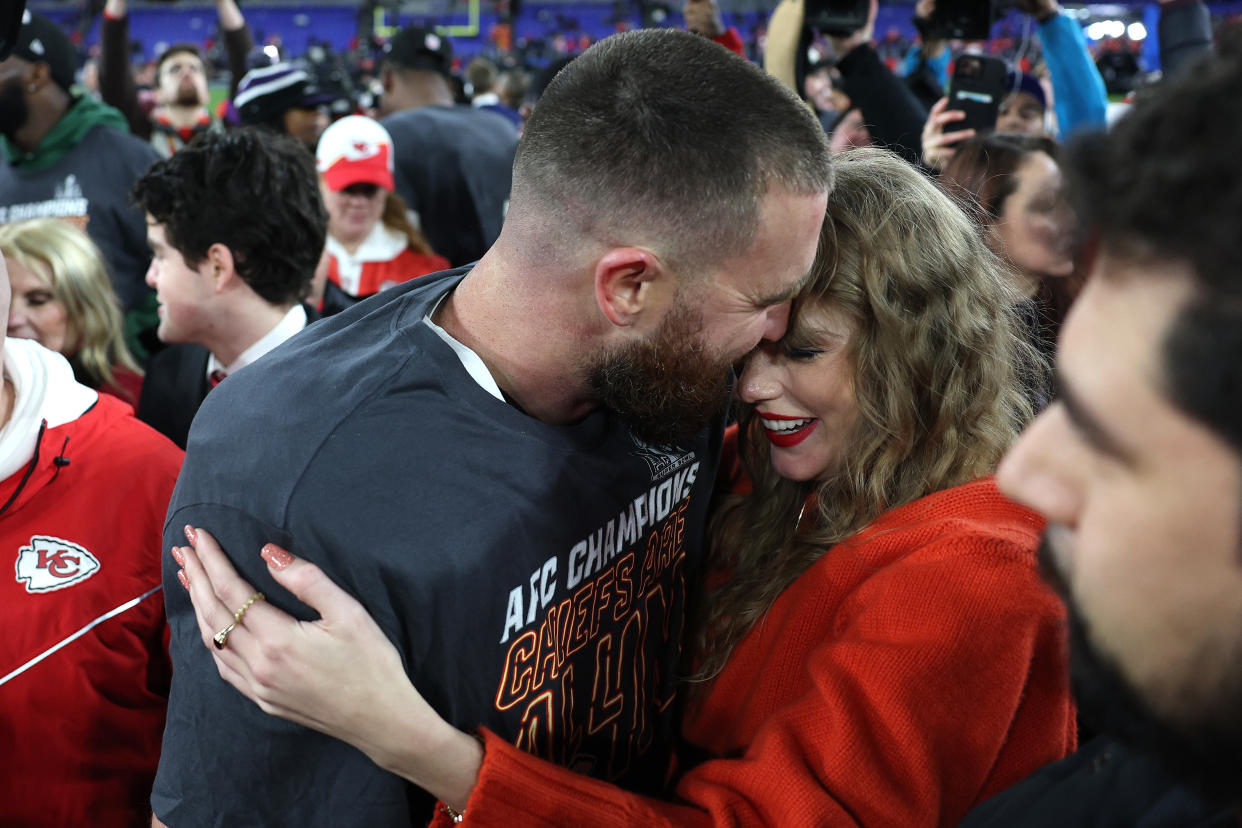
left=0, top=219, right=144, bottom=406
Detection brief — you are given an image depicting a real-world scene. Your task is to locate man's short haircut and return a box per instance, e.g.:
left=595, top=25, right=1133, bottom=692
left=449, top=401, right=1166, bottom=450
left=466, top=56, right=498, bottom=96
left=155, top=43, right=204, bottom=81
left=1065, top=55, right=1242, bottom=452
left=511, top=29, right=833, bottom=274
left=130, top=128, right=327, bottom=307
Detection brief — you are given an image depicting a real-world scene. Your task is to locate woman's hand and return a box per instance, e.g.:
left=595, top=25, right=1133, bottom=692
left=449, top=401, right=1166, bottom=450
left=921, top=96, right=976, bottom=171
left=173, top=527, right=482, bottom=811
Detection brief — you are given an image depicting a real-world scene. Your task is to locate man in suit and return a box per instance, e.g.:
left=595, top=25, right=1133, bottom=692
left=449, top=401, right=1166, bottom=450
left=134, top=128, right=326, bottom=448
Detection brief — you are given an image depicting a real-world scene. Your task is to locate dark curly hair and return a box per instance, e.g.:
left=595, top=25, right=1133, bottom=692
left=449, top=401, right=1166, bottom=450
left=1064, top=55, right=1242, bottom=452
left=131, top=128, right=327, bottom=306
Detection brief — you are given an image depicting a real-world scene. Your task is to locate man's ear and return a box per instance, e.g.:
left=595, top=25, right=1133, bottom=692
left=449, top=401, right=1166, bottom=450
left=593, top=247, right=666, bottom=329
left=205, top=244, right=238, bottom=293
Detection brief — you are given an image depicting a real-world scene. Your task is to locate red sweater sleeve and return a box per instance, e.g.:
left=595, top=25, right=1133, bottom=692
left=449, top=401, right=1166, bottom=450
left=441, top=529, right=1074, bottom=826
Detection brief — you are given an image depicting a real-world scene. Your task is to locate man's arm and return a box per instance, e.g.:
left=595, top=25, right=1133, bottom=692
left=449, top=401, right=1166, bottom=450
left=1026, top=0, right=1108, bottom=138
left=217, top=0, right=254, bottom=101
left=99, top=0, right=151, bottom=140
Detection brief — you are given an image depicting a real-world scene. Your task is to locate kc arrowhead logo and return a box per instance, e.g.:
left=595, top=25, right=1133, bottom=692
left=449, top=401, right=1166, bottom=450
left=15, top=536, right=100, bottom=593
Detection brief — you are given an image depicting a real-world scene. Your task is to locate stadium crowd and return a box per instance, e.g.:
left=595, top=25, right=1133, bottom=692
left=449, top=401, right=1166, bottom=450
left=1, top=0, right=1240, bottom=825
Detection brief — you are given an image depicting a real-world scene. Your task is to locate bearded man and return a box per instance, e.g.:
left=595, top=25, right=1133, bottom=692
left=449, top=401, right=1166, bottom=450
left=99, top=0, right=253, bottom=158
left=0, top=10, right=157, bottom=313
left=151, top=28, right=832, bottom=827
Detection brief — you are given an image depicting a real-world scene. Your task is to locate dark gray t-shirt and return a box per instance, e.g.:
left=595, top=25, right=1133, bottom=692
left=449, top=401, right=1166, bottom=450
left=382, top=106, right=518, bottom=267
left=0, top=124, right=157, bottom=311
left=152, top=268, right=723, bottom=825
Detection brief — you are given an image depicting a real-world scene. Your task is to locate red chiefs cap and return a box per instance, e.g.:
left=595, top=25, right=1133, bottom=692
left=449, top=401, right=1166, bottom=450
left=315, top=115, right=395, bottom=192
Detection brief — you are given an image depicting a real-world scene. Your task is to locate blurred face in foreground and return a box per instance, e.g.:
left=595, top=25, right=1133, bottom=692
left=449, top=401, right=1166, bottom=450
left=998, top=252, right=1242, bottom=799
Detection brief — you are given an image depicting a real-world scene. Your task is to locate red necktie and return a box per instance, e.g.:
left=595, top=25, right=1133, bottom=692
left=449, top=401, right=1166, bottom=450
left=209, top=370, right=228, bottom=388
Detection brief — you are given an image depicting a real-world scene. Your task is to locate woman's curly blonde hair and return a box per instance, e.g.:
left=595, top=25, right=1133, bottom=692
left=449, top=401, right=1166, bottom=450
left=693, top=148, right=1042, bottom=681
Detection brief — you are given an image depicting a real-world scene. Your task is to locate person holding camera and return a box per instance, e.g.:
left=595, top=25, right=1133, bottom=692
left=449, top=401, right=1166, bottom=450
left=766, top=0, right=928, bottom=165
left=921, top=0, right=1107, bottom=170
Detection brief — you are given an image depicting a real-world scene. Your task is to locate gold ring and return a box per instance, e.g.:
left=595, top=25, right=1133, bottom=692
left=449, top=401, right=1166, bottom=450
left=213, top=623, right=236, bottom=649
left=213, top=593, right=264, bottom=651
left=233, top=591, right=265, bottom=625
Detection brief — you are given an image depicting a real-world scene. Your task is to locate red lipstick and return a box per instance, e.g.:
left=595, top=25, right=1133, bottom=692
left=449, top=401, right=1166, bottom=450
left=756, top=411, right=819, bottom=448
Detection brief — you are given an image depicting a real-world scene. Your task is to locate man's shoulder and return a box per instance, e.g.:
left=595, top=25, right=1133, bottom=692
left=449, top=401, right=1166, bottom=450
left=195, top=272, right=465, bottom=446
left=384, top=104, right=517, bottom=141
left=71, top=122, right=159, bottom=165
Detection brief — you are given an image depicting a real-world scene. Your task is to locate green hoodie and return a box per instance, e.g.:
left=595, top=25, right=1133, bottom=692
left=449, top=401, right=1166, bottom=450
left=1, top=95, right=131, bottom=173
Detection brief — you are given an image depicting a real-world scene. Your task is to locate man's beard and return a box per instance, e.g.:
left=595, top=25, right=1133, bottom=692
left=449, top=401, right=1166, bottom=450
left=588, top=302, right=734, bottom=448
left=0, top=76, right=29, bottom=141
left=173, top=83, right=203, bottom=107
left=1039, top=536, right=1242, bottom=806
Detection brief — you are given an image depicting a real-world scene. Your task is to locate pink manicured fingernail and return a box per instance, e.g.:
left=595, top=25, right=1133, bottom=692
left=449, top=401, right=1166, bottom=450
left=261, top=544, right=294, bottom=570
left=177, top=569, right=190, bottom=590
left=171, top=546, right=185, bottom=567
left=183, top=525, right=196, bottom=544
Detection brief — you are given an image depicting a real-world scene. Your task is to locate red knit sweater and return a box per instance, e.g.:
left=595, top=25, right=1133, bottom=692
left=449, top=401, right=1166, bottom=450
left=441, top=478, right=1074, bottom=827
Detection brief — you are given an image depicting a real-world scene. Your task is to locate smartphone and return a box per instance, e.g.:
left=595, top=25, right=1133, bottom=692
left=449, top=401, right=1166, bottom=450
left=930, top=0, right=996, bottom=41
left=947, top=54, right=1008, bottom=134
left=804, top=0, right=870, bottom=37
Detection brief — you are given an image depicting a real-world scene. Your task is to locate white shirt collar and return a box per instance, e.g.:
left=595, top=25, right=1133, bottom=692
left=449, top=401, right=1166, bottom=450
left=422, top=294, right=505, bottom=402
left=207, top=304, right=308, bottom=382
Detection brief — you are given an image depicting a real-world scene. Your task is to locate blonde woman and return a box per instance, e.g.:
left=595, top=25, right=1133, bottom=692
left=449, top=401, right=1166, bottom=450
left=0, top=219, right=143, bottom=406
left=175, top=150, right=1074, bottom=826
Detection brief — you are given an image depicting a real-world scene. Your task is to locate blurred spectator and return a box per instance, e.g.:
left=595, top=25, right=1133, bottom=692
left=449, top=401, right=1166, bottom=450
left=466, top=56, right=522, bottom=129
left=314, top=116, right=448, bottom=312
left=379, top=26, right=517, bottom=266
left=233, top=62, right=334, bottom=152
left=918, top=0, right=1108, bottom=171
left=900, top=0, right=950, bottom=108
left=939, top=133, right=1079, bottom=383
left=1160, top=0, right=1214, bottom=76
left=962, top=54, right=1242, bottom=827
left=0, top=218, right=143, bottom=406
left=0, top=253, right=183, bottom=828
left=0, top=10, right=158, bottom=314
left=133, top=129, right=325, bottom=449
left=766, top=0, right=927, bottom=165
left=99, top=0, right=252, bottom=158
left=997, top=70, right=1050, bottom=134
left=465, top=55, right=497, bottom=101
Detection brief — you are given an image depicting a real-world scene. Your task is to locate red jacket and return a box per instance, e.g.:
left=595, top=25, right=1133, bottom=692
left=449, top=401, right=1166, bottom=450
left=443, top=478, right=1074, bottom=826
left=326, top=246, right=450, bottom=299
left=0, top=395, right=183, bottom=827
